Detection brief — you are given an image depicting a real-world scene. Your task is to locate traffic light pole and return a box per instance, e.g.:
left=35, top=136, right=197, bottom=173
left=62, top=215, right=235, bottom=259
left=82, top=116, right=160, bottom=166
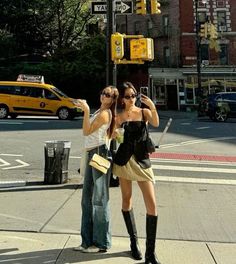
left=106, top=0, right=117, bottom=86
left=195, top=0, right=202, bottom=98
left=106, top=0, right=119, bottom=187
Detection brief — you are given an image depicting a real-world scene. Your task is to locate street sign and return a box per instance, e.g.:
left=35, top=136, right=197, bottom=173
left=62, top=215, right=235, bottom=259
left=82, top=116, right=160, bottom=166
left=91, top=1, right=133, bottom=15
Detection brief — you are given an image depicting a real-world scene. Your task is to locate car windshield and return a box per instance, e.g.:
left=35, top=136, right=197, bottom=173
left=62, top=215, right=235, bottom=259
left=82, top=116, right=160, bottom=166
left=52, top=87, right=69, bottom=98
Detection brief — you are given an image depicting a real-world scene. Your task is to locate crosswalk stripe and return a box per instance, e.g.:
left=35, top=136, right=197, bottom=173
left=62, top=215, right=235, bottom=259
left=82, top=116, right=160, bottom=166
left=152, top=164, right=236, bottom=174
left=155, top=176, right=236, bottom=185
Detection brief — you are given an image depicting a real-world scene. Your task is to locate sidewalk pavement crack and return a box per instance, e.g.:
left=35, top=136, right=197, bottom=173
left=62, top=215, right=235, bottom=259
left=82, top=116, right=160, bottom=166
left=55, top=235, right=71, bottom=263
left=206, top=243, right=217, bottom=264
left=38, top=189, right=78, bottom=233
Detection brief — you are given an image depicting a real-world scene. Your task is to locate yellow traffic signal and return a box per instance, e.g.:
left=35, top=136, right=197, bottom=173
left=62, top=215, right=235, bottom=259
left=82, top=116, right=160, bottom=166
left=151, top=0, right=161, bottom=14
left=136, top=0, right=146, bottom=15
left=209, top=23, right=218, bottom=39
left=199, top=23, right=207, bottom=38
left=130, top=38, right=154, bottom=61
left=111, top=33, right=124, bottom=61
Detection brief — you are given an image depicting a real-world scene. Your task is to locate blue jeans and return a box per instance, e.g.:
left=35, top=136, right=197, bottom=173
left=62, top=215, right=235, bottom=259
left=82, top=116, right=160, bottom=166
left=80, top=144, right=111, bottom=249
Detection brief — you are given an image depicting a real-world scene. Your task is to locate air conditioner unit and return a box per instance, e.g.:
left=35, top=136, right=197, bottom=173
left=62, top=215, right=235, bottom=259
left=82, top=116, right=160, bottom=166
left=202, top=60, right=209, bottom=66
left=219, top=25, right=226, bottom=31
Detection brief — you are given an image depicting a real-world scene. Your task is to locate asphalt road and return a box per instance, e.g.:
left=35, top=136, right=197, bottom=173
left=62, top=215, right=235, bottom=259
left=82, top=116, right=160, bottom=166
left=0, top=113, right=236, bottom=183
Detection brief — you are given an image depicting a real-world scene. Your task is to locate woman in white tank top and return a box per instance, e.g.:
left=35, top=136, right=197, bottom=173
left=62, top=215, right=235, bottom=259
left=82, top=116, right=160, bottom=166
left=73, top=85, right=119, bottom=253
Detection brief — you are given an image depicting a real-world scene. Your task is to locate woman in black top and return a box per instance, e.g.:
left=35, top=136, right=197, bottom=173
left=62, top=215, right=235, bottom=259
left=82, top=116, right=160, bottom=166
left=113, top=82, right=161, bottom=264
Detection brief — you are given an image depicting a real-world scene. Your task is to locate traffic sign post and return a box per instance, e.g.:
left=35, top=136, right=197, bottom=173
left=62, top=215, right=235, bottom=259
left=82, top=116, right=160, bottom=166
left=91, top=1, right=133, bottom=15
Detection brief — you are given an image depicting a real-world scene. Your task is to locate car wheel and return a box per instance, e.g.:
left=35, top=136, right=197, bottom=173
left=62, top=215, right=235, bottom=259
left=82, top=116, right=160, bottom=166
left=214, top=108, right=228, bottom=122
left=9, top=113, right=18, bottom=119
left=57, top=107, right=71, bottom=120
left=0, top=105, right=9, bottom=119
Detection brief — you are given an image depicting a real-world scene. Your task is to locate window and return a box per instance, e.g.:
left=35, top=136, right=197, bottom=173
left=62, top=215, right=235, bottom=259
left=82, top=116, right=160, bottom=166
left=217, top=11, right=226, bottom=31
left=201, top=44, right=209, bottom=61
left=29, top=88, right=43, bottom=98
left=219, top=44, right=228, bottom=65
left=198, top=0, right=207, bottom=8
left=216, top=0, right=225, bottom=8
left=0, top=85, right=15, bottom=95
left=198, top=12, right=207, bottom=23
left=163, top=47, right=170, bottom=66
left=162, top=15, right=169, bottom=35
left=134, top=21, right=141, bottom=35
left=44, top=89, right=59, bottom=100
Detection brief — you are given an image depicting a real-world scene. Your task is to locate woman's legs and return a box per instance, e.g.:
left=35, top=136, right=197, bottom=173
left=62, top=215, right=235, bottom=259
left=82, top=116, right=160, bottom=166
left=138, top=181, right=161, bottom=264
left=80, top=146, right=111, bottom=250
left=137, top=181, right=157, bottom=216
left=119, top=177, right=142, bottom=260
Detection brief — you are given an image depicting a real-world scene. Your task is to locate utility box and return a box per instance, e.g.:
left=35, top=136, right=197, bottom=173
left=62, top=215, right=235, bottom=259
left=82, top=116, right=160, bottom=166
left=44, top=140, right=71, bottom=184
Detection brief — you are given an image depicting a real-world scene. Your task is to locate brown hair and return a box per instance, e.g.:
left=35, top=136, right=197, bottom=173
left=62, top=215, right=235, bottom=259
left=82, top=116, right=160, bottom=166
left=105, top=86, right=119, bottom=138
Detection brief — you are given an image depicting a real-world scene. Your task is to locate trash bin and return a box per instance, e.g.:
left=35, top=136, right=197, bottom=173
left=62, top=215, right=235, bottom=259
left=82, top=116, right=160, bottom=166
left=44, top=140, right=71, bottom=184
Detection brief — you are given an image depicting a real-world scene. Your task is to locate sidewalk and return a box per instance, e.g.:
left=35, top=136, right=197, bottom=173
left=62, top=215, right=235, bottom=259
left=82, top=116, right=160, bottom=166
left=1, top=231, right=235, bottom=264
left=1, top=179, right=236, bottom=263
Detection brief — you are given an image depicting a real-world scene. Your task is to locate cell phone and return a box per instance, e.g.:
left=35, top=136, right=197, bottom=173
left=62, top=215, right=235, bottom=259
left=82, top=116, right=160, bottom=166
left=140, top=87, right=148, bottom=96
left=135, top=93, right=142, bottom=107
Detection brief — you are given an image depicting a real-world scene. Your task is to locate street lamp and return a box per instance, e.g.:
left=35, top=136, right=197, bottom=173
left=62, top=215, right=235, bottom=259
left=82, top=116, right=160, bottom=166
left=195, top=0, right=207, bottom=99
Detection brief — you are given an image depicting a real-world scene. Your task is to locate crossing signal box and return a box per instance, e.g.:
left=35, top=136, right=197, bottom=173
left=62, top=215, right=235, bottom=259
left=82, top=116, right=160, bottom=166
left=151, top=0, right=161, bottom=14
left=136, top=0, right=146, bottom=15
left=111, top=33, right=124, bottom=61
left=200, top=23, right=207, bottom=38
left=130, top=38, right=154, bottom=61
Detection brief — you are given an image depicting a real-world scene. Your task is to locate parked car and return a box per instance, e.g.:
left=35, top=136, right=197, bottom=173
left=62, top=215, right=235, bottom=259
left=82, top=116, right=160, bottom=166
left=198, top=92, right=236, bottom=121
left=0, top=74, right=82, bottom=120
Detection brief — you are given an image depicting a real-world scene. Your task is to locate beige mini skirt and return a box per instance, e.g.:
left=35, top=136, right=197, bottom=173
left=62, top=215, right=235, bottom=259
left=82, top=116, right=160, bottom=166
left=112, top=155, right=155, bottom=182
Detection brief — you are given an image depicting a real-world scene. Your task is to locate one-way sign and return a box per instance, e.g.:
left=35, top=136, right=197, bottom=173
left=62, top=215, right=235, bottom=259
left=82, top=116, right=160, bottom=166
left=91, top=1, right=133, bottom=15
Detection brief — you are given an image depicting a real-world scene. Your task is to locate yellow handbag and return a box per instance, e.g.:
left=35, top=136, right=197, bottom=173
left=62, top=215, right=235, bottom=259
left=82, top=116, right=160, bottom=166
left=89, top=153, right=111, bottom=174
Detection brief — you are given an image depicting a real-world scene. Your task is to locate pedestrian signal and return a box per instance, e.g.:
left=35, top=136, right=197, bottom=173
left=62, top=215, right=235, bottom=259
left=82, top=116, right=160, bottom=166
left=130, top=38, right=154, bottom=61
left=136, top=0, right=146, bottom=15
left=151, top=0, right=161, bottom=14
left=111, top=33, right=124, bottom=61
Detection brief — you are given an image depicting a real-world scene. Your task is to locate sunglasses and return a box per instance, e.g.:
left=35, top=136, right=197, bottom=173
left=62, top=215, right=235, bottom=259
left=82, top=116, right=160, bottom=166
left=124, top=94, right=137, bottom=100
left=101, top=91, right=113, bottom=98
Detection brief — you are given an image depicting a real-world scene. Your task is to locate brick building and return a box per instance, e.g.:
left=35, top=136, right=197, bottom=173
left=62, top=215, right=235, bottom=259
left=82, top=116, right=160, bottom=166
left=116, top=0, right=236, bottom=110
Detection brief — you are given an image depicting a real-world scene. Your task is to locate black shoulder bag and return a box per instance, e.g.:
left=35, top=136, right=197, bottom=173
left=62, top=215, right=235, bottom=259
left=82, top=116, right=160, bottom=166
left=142, top=109, right=156, bottom=154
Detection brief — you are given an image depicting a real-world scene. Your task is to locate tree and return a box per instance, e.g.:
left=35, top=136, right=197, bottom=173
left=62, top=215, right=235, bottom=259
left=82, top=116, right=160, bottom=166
left=0, top=0, right=93, bottom=57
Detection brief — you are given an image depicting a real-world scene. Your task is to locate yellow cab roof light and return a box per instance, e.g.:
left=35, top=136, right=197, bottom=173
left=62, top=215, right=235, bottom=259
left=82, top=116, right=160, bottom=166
left=17, top=74, right=45, bottom=84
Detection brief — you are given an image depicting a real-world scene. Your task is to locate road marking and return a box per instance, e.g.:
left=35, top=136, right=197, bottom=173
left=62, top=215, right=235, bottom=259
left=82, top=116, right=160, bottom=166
left=0, top=158, right=10, bottom=167
left=156, top=175, right=236, bottom=185
left=150, top=158, right=236, bottom=166
left=0, top=180, right=26, bottom=188
left=0, top=121, right=23, bottom=124
left=2, top=159, right=30, bottom=170
left=0, top=154, right=23, bottom=157
left=152, top=164, right=236, bottom=174
left=159, top=136, right=236, bottom=149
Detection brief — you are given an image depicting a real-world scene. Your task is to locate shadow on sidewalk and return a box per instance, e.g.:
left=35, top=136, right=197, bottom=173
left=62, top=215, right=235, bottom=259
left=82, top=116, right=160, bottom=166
left=0, top=182, right=83, bottom=193
left=0, top=247, right=140, bottom=264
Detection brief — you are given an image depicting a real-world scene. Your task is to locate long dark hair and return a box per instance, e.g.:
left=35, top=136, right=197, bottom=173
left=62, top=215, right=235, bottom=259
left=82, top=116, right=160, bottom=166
left=106, top=86, right=119, bottom=138
left=118, top=82, right=137, bottom=109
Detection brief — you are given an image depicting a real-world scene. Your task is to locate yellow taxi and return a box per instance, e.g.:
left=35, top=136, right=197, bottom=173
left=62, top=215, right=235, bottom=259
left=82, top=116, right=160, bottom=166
left=0, top=74, right=82, bottom=120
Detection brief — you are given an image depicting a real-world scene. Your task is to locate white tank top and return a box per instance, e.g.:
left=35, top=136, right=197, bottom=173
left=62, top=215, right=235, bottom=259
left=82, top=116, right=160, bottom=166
left=84, top=109, right=112, bottom=149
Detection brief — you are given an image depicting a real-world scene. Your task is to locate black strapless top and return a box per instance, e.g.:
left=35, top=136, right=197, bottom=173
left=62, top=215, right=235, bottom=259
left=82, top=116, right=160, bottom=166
left=113, top=121, right=151, bottom=169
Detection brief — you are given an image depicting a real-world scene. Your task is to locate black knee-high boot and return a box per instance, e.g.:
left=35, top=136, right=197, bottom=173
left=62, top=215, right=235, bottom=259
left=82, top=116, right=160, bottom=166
left=145, top=214, right=161, bottom=264
left=122, top=209, right=142, bottom=260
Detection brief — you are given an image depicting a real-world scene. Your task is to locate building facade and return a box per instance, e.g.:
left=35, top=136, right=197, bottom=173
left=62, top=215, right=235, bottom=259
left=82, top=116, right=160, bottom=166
left=116, top=0, right=236, bottom=110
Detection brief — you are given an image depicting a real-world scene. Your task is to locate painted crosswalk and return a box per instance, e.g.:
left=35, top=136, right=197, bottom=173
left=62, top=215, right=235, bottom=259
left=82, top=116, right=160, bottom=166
left=151, top=155, right=236, bottom=185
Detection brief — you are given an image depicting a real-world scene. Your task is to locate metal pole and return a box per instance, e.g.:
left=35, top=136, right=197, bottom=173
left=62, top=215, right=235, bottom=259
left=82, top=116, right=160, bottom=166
left=106, top=0, right=118, bottom=186
left=195, top=0, right=202, bottom=98
left=106, top=0, right=113, bottom=85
